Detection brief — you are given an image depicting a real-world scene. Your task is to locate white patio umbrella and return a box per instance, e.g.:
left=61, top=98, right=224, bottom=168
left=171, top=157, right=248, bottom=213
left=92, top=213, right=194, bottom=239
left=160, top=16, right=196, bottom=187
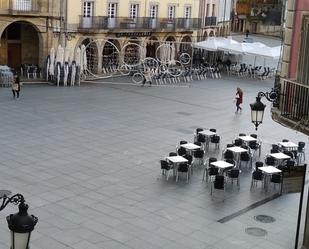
left=193, top=37, right=239, bottom=51
left=64, top=47, right=71, bottom=63
left=46, top=55, right=50, bottom=81
left=49, top=47, right=55, bottom=76
left=75, top=47, right=81, bottom=66
left=81, top=45, right=87, bottom=72
left=56, top=45, right=64, bottom=66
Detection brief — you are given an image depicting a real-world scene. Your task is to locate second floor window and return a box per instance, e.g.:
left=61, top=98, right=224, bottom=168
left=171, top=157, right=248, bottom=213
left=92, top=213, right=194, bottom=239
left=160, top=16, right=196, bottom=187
left=168, top=5, right=175, bottom=20
left=184, top=6, right=191, bottom=19
left=130, top=4, right=139, bottom=19
left=108, top=3, right=117, bottom=18
left=150, top=5, right=158, bottom=19
left=83, top=1, right=94, bottom=17
left=14, top=0, right=31, bottom=11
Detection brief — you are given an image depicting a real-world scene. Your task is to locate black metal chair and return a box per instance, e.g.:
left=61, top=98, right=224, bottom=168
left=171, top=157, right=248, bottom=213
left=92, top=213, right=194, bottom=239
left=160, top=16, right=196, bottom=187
left=193, top=149, right=204, bottom=169
left=210, top=135, right=220, bottom=149
left=227, top=169, right=240, bottom=189
left=249, top=140, right=261, bottom=158
left=223, top=150, right=234, bottom=160
left=265, top=156, right=275, bottom=166
left=255, top=161, right=264, bottom=171
left=177, top=147, right=187, bottom=156
left=183, top=154, right=193, bottom=166
left=234, top=138, right=243, bottom=147
left=169, top=152, right=177, bottom=157
left=197, top=134, right=206, bottom=151
left=209, top=128, right=216, bottom=133
left=239, top=133, right=246, bottom=137
left=270, top=173, right=282, bottom=190
left=270, top=149, right=279, bottom=154
left=160, top=160, right=173, bottom=181
left=176, top=162, right=190, bottom=183
left=211, top=175, right=225, bottom=199
left=202, top=157, right=217, bottom=182
left=282, top=139, right=289, bottom=142
left=250, top=170, right=263, bottom=190
left=194, top=128, right=204, bottom=142
left=239, top=151, right=252, bottom=169
left=250, top=134, right=257, bottom=139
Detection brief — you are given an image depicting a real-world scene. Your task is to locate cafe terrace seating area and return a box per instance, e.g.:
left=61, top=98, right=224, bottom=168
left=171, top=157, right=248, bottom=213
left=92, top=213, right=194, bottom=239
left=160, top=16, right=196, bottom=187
left=160, top=127, right=306, bottom=199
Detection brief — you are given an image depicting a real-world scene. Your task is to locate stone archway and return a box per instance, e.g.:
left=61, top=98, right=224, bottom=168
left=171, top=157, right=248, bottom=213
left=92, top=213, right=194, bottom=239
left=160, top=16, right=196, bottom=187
left=179, top=36, right=192, bottom=60
left=209, top=30, right=215, bottom=37
left=102, top=39, right=121, bottom=70
left=81, top=38, right=99, bottom=74
left=146, top=36, right=159, bottom=58
left=203, top=31, right=208, bottom=40
left=0, top=21, right=42, bottom=72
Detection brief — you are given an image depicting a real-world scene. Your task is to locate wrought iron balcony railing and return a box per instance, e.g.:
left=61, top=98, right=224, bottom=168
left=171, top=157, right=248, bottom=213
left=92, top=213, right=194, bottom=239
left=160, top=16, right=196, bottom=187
left=279, top=80, right=309, bottom=123
left=204, top=16, right=217, bottom=26
left=0, top=0, right=53, bottom=15
left=78, top=16, right=201, bottom=31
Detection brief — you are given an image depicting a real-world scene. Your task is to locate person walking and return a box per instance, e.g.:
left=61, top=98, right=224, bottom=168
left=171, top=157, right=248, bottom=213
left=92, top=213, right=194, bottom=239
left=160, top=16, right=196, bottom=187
left=143, top=68, right=152, bottom=87
left=12, top=75, right=21, bottom=99
left=235, top=87, right=243, bottom=113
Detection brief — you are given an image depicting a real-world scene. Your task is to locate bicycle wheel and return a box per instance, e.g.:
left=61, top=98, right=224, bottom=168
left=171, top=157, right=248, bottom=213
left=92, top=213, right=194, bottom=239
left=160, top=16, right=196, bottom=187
left=132, top=72, right=144, bottom=85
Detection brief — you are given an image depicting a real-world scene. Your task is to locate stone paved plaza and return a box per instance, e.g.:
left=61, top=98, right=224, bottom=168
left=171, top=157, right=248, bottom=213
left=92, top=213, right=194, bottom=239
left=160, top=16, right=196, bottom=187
left=0, top=74, right=308, bottom=249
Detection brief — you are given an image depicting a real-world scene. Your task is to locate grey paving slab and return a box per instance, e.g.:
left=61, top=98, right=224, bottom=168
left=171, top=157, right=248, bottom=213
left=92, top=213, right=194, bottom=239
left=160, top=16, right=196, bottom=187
left=0, top=68, right=307, bottom=249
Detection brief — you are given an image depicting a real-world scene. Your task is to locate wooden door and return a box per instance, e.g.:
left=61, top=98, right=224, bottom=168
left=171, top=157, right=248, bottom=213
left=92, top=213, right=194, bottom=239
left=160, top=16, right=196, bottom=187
left=8, top=43, right=21, bottom=70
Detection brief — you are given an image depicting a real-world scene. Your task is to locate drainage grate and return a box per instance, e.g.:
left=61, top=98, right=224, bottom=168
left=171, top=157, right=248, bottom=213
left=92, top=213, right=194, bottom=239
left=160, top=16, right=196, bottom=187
left=245, top=227, right=267, bottom=237
left=254, top=215, right=276, bottom=223
left=0, top=190, right=11, bottom=198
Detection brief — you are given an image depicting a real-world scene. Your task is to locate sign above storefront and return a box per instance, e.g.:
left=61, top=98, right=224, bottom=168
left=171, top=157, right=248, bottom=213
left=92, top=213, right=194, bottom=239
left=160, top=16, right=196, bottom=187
left=115, top=32, right=153, bottom=37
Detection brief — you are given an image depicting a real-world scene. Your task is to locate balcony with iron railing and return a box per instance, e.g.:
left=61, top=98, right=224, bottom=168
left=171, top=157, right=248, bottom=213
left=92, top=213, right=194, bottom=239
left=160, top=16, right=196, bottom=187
left=78, top=16, right=201, bottom=31
left=272, top=79, right=309, bottom=135
left=204, top=16, right=217, bottom=26
left=0, top=0, right=54, bottom=16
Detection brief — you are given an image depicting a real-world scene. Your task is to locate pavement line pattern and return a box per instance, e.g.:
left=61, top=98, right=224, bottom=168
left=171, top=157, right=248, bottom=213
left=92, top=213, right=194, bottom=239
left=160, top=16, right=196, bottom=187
left=217, top=193, right=281, bottom=223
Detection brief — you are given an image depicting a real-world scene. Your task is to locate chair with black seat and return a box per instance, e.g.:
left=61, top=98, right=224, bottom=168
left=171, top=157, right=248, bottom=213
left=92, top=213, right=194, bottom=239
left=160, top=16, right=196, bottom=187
left=270, top=173, right=282, bottom=190
left=250, top=134, right=257, bottom=139
left=227, top=168, right=240, bottom=189
left=255, top=161, right=264, bottom=171
left=226, top=144, right=234, bottom=148
left=297, top=142, right=306, bottom=164
left=176, top=162, right=190, bottom=183
left=283, top=150, right=294, bottom=161
left=211, top=175, right=225, bottom=199
left=283, top=160, right=295, bottom=174
left=272, top=144, right=280, bottom=151
left=209, top=128, right=216, bottom=133
left=223, top=150, right=234, bottom=161
left=265, top=156, right=276, bottom=166
left=248, top=140, right=260, bottom=158
left=210, top=135, right=220, bottom=150
left=194, top=128, right=204, bottom=142
left=192, top=149, right=204, bottom=169
left=202, top=157, right=217, bottom=182
left=179, top=140, right=188, bottom=145
left=169, top=152, right=177, bottom=157
left=177, top=147, right=187, bottom=156
left=270, top=148, right=279, bottom=154
left=239, top=133, right=246, bottom=137
left=223, top=158, right=236, bottom=174
left=234, top=138, right=243, bottom=147
left=160, top=160, right=173, bottom=180
left=282, top=139, right=289, bottom=142
left=241, top=145, right=249, bottom=150
left=183, top=154, right=193, bottom=166
left=197, top=134, right=206, bottom=151
left=239, top=151, right=252, bottom=170
left=250, top=170, right=263, bottom=190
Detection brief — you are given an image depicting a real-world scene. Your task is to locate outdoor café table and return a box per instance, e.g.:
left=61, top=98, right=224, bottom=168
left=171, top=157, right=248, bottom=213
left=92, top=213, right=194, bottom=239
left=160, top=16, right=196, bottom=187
left=166, top=156, right=188, bottom=177
left=258, top=166, right=282, bottom=192
left=198, top=130, right=216, bottom=150
left=270, top=152, right=291, bottom=166
left=181, top=143, right=201, bottom=155
left=210, top=160, right=234, bottom=175
left=239, top=135, right=257, bottom=143
left=227, top=146, right=248, bottom=166
left=278, top=142, right=298, bottom=151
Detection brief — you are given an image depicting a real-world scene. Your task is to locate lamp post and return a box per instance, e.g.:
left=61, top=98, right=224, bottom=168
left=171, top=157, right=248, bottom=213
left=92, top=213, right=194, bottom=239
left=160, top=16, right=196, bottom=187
left=250, top=88, right=279, bottom=130
left=0, top=190, right=38, bottom=249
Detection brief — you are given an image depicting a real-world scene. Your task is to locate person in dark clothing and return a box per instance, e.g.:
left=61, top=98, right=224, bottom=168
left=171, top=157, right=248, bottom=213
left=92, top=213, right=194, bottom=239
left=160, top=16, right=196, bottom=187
left=12, top=75, right=21, bottom=98
left=246, top=29, right=250, bottom=38
left=235, top=87, right=243, bottom=113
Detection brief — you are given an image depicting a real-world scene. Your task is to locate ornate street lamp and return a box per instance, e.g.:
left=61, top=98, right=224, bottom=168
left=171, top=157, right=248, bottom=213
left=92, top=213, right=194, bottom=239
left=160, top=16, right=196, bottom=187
left=250, top=88, right=279, bottom=130
left=0, top=190, right=38, bottom=249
